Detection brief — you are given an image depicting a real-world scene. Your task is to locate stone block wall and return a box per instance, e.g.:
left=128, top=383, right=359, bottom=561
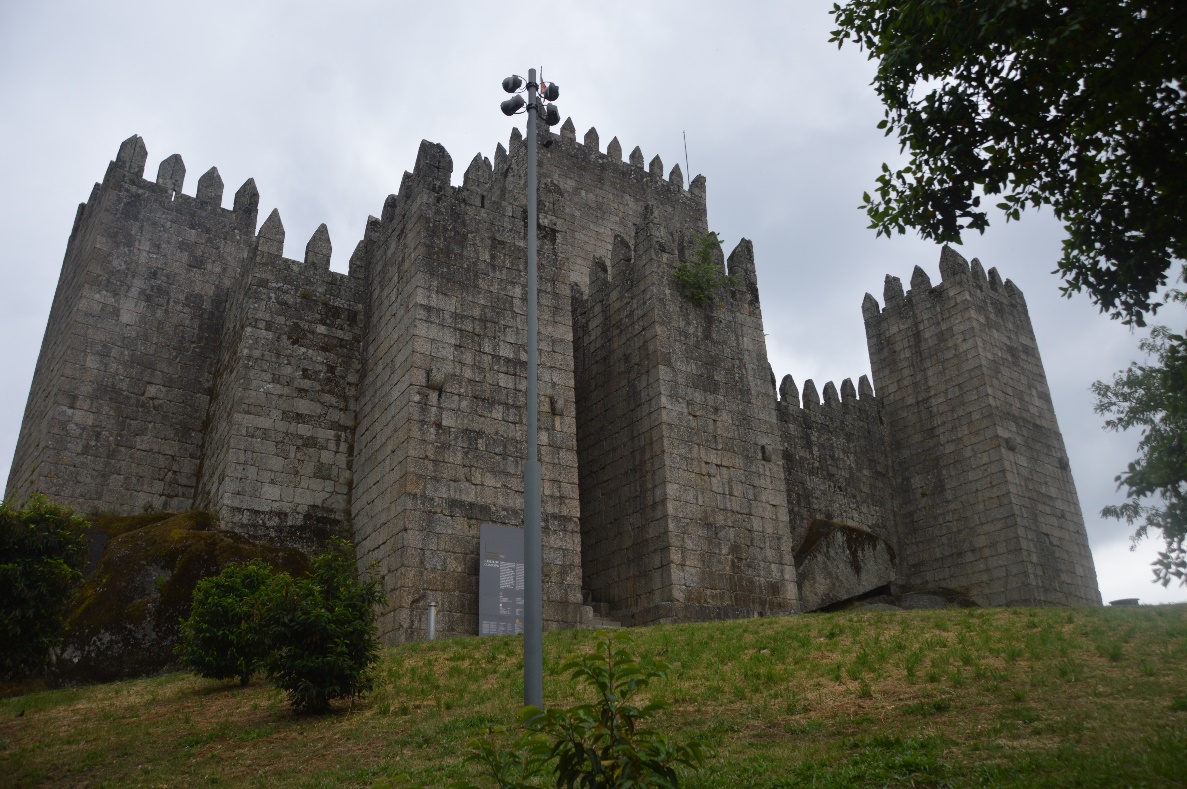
left=863, top=247, right=1101, bottom=605
left=640, top=223, right=799, bottom=621
left=6, top=136, right=257, bottom=514
left=572, top=237, right=671, bottom=617
left=573, top=210, right=798, bottom=624
left=6, top=184, right=105, bottom=507
left=8, top=127, right=1104, bottom=650
left=194, top=213, right=364, bottom=548
left=776, top=374, right=896, bottom=550
left=534, top=119, right=709, bottom=289
left=350, top=140, right=583, bottom=643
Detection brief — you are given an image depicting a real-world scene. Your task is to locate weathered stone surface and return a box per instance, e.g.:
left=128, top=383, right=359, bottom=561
left=669, top=163, right=683, bottom=189
left=50, top=512, right=308, bottom=686
left=795, top=520, right=896, bottom=612
left=196, top=166, right=223, bottom=206
left=864, top=251, right=1102, bottom=606
left=156, top=153, right=186, bottom=196
left=559, top=117, right=576, bottom=142
left=304, top=222, right=332, bottom=267
left=898, top=591, right=965, bottom=610
left=115, top=134, right=148, bottom=175
left=6, top=122, right=1102, bottom=659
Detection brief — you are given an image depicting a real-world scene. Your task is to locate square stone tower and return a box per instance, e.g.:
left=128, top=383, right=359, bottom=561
left=7, top=124, right=1102, bottom=651
left=862, top=248, right=1101, bottom=605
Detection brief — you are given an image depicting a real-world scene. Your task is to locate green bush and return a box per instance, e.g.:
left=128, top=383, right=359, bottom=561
left=0, top=494, right=90, bottom=679
left=462, top=633, right=709, bottom=788
left=176, top=559, right=277, bottom=686
left=670, top=231, right=736, bottom=308
left=259, top=539, right=383, bottom=713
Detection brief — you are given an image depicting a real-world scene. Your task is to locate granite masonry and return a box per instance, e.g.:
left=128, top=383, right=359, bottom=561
left=6, top=121, right=1102, bottom=644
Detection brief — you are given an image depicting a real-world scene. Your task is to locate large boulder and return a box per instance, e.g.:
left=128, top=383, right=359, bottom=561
left=49, top=512, right=309, bottom=686
left=794, top=520, right=896, bottom=612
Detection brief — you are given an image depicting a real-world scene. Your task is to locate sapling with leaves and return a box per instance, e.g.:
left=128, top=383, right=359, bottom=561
left=460, top=632, right=709, bottom=788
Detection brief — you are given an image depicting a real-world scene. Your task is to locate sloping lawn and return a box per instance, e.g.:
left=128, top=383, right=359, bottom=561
left=2, top=604, right=1184, bottom=786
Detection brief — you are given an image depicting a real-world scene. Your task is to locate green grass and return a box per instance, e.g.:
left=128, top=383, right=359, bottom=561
left=1, top=604, right=1185, bottom=787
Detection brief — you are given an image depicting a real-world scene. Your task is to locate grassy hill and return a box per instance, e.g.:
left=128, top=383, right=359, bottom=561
left=2, top=604, right=1185, bottom=787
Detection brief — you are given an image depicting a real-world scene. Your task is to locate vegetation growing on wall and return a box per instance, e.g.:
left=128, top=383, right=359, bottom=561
left=671, top=232, right=736, bottom=307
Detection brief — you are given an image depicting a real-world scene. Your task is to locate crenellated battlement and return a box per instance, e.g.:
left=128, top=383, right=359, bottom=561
left=101, top=135, right=260, bottom=233
left=778, top=373, right=876, bottom=411
left=244, top=207, right=356, bottom=292
left=8, top=122, right=1100, bottom=651
left=545, top=117, right=703, bottom=200
left=777, top=368, right=894, bottom=553
left=862, top=245, right=1029, bottom=326
left=861, top=245, right=1100, bottom=606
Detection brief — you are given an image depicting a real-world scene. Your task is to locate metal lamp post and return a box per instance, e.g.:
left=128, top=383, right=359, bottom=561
left=500, top=69, right=561, bottom=709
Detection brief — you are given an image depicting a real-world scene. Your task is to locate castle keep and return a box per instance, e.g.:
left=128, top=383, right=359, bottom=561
left=6, top=120, right=1102, bottom=643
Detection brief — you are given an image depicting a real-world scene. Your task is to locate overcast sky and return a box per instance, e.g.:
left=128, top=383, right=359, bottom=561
left=1, top=1, right=1182, bottom=604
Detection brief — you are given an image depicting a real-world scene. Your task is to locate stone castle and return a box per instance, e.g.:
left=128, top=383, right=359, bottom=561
left=6, top=119, right=1102, bottom=643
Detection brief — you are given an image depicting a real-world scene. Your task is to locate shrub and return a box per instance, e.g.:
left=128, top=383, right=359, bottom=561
left=670, top=231, right=736, bottom=307
left=259, top=539, right=383, bottom=713
left=176, top=559, right=277, bottom=686
left=462, top=633, right=709, bottom=788
left=0, top=494, right=90, bottom=680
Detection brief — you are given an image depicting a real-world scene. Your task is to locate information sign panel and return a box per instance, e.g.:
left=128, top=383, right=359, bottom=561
left=478, top=523, right=524, bottom=636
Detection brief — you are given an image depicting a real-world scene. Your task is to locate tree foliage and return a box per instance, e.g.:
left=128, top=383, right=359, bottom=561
left=1093, top=298, right=1187, bottom=586
left=0, top=494, right=90, bottom=679
left=259, top=539, right=383, bottom=713
left=176, top=559, right=277, bottom=686
left=831, top=0, right=1187, bottom=587
left=460, top=633, right=709, bottom=788
left=830, top=0, right=1187, bottom=325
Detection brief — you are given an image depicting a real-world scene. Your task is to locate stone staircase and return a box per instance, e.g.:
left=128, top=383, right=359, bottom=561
left=578, top=597, right=625, bottom=629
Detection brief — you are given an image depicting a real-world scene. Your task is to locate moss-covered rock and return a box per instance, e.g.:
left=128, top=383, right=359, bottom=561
left=795, top=519, right=897, bottom=612
left=49, top=512, right=308, bottom=686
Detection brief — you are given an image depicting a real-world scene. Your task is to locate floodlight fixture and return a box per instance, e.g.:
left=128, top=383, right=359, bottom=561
left=501, top=95, right=526, bottom=116
left=502, top=75, right=524, bottom=93
left=542, top=83, right=559, bottom=102
left=542, top=104, right=561, bottom=126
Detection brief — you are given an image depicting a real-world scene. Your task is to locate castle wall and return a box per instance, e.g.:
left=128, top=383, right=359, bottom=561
left=776, top=375, right=896, bottom=550
left=7, top=185, right=105, bottom=504
left=863, top=248, right=1101, bottom=605
left=573, top=212, right=798, bottom=624
left=650, top=229, right=799, bottom=620
left=534, top=119, right=709, bottom=291
left=10, top=128, right=1104, bottom=643
left=350, top=141, right=583, bottom=643
left=195, top=214, right=364, bottom=548
left=572, top=240, right=671, bottom=616
left=6, top=136, right=257, bottom=514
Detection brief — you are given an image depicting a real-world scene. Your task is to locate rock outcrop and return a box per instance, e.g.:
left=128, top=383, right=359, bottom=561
left=50, top=512, right=308, bottom=686
left=794, top=520, right=896, bottom=612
